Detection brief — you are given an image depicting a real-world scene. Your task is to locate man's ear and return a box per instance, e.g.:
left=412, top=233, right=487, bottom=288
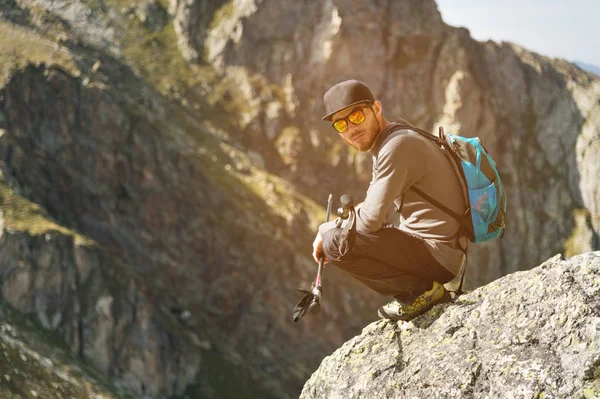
left=372, top=100, right=383, bottom=119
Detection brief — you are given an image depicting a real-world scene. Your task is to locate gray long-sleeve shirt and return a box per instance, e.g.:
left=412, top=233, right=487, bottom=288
left=320, top=121, right=467, bottom=276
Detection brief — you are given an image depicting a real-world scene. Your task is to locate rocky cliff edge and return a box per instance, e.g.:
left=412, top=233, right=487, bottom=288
left=301, top=252, right=600, bottom=399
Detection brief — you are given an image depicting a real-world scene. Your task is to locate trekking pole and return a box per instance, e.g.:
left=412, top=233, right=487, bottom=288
left=308, top=194, right=333, bottom=315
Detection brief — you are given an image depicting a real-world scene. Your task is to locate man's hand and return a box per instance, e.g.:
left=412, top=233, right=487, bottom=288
left=312, top=232, right=328, bottom=265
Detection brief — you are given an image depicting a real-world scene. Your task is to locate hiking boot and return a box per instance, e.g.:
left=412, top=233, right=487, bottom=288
left=377, top=281, right=450, bottom=321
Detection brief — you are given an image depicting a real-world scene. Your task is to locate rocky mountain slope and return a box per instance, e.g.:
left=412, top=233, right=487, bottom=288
left=0, top=0, right=598, bottom=398
left=301, top=252, right=600, bottom=399
left=0, top=1, right=384, bottom=397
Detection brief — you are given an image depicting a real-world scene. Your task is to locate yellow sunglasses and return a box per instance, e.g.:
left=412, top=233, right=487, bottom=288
left=332, top=105, right=372, bottom=133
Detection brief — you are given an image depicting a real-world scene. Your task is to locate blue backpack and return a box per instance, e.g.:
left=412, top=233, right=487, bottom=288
left=390, top=123, right=507, bottom=244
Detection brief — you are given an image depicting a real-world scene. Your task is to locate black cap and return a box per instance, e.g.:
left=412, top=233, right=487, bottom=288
left=322, top=80, right=375, bottom=121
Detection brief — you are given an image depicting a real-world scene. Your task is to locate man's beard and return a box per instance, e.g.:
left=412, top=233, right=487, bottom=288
left=342, top=119, right=382, bottom=152
left=361, top=120, right=383, bottom=152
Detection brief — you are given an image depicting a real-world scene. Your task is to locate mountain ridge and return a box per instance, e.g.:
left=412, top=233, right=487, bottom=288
left=575, top=60, right=600, bottom=77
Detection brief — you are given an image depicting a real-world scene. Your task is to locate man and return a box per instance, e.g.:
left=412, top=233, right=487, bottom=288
left=313, top=79, right=467, bottom=321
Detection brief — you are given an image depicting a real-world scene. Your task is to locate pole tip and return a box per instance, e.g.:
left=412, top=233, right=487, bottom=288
left=328, top=193, right=332, bottom=201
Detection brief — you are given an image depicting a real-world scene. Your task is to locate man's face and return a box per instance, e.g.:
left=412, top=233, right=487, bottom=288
left=331, top=101, right=382, bottom=152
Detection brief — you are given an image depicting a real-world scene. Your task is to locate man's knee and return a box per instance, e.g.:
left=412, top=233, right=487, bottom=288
left=321, top=228, right=342, bottom=261
left=322, top=227, right=357, bottom=262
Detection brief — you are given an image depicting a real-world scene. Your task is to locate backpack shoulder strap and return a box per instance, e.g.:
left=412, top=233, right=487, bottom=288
left=387, top=122, right=446, bottom=146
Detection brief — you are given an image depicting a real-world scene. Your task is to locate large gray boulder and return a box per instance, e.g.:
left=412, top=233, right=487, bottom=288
left=301, top=252, right=600, bottom=399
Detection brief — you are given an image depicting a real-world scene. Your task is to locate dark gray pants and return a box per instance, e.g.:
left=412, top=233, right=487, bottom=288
left=322, top=226, right=454, bottom=302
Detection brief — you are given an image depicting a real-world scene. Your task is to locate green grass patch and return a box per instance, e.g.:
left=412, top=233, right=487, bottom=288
left=0, top=180, right=93, bottom=246
left=0, top=21, right=80, bottom=89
